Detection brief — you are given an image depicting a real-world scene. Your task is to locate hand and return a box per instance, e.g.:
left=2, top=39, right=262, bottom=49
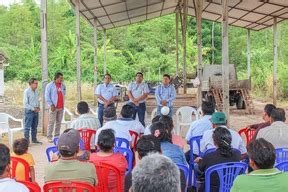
left=194, top=157, right=202, bottom=163
left=246, top=125, right=252, bottom=130
left=34, top=108, right=40, bottom=113
left=134, top=101, right=139, bottom=106
left=161, top=100, right=167, bottom=106
left=51, top=105, right=56, bottom=112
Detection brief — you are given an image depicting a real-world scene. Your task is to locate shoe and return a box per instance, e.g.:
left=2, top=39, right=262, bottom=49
left=48, top=138, right=53, bottom=143
left=32, top=140, right=43, bottom=145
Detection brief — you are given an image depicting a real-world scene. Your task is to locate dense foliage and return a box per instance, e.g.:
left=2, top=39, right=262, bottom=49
left=0, top=0, right=287, bottom=97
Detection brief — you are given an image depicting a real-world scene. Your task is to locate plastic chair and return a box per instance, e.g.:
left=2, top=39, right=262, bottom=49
left=177, top=163, right=189, bottom=192
left=176, top=107, right=199, bottom=135
left=114, top=147, right=133, bottom=175
left=93, top=161, right=123, bottom=192
left=61, top=107, right=74, bottom=129
left=17, top=180, right=41, bottom=192
left=10, top=157, right=30, bottom=181
left=275, top=148, right=288, bottom=164
left=43, top=181, right=95, bottom=192
left=115, top=137, right=130, bottom=149
left=275, top=161, right=288, bottom=172
left=53, top=137, right=85, bottom=150
left=0, top=113, right=24, bottom=147
left=204, top=162, right=247, bottom=192
left=129, top=130, right=138, bottom=150
left=90, top=107, right=98, bottom=116
left=238, top=128, right=256, bottom=144
left=46, top=146, right=58, bottom=162
left=150, top=108, right=157, bottom=121
left=78, top=128, right=96, bottom=151
left=188, top=135, right=203, bottom=187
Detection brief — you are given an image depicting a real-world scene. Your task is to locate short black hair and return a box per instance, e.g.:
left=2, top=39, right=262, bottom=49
left=264, top=104, right=276, bottom=117
left=152, top=115, right=161, bottom=124
left=163, top=74, right=170, bottom=79
left=77, top=101, right=89, bottom=114
left=0, top=144, right=10, bottom=176
left=270, top=108, right=286, bottom=122
left=97, top=129, right=115, bottom=152
left=54, top=72, right=63, bottom=80
left=136, top=135, right=161, bottom=158
left=150, top=122, right=171, bottom=143
left=159, top=115, right=174, bottom=134
left=104, top=106, right=117, bottom=121
left=136, top=72, right=143, bottom=77
left=248, top=138, right=276, bottom=169
left=104, top=73, right=111, bottom=78
left=28, top=78, right=37, bottom=85
left=13, top=138, right=29, bottom=155
left=213, top=127, right=232, bottom=157
left=120, top=104, right=135, bottom=118
left=202, top=101, right=215, bottom=115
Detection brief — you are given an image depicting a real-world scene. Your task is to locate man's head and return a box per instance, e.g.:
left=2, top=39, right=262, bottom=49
left=262, top=104, right=276, bottom=122
left=103, top=106, right=117, bottom=122
left=0, top=144, right=10, bottom=178
left=136, top=135, right=161, bottom=159
left=211, top=112, right=227, bottom=128
left=120, top=104, right=135, bottom=119
left=13, top=138, right=29, bottom=155
left=135, top=72, right=143, bottom=83
left=132, top=153, right=180, bottom=192
left=248, top=138, right=276, bottom=170
left=28, top=78, right=38, bottom=90
left=97, top=129, right=115, bottom=152
left=162, top=74, right=171, bottom=86
left=54, top=72, right=64, bottom=83
left=104, top=74, right=112, bottom=84
left=58, top=129, right=80, bottom=157
left=77, top=101, right=89, bottom=115
left=270, top=108, right=286, bottom=123
left=201, top=101, right=215, bottom=116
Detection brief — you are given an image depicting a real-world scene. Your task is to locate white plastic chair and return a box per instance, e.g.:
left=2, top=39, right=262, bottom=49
left=90, top=107, right=98, bottom=116
left=150, top=108, right=157, bottom=122
left=0, top=113, right=24, bottom=146
left=61, top=108, right=74, bottom=129
left=197, top=107, right=203, bottom=117
left=176, top=106, right=199, bottom=135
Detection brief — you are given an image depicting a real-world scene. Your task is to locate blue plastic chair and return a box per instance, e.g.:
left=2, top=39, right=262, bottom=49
left=177, top=163, right=189, bottom=192
left=53, top=137, right=85, bottom=150
left=275, top=148, right=288, bottom=164
left=275, top=161, right=288, bottom=172
left=46, top=146, right=58, bottom=162
left=115, top=137, right=130, bottom=149
left=114, top=147, right=133, bottom=175
left=204, top=162, right=247, bottom=192
left=188, top=135, right=203, bottom=186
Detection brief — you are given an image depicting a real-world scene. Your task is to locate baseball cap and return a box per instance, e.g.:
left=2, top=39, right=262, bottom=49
left=58, top=129, right=80, bottom=155
left=211, top=112, right=227, bottom=124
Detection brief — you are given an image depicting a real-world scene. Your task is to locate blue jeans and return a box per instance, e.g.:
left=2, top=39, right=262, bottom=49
left=98, top=102, right=115, bottom=127
left=157, top=106, right=173, bottom=117
left=24, top=109, right=39, bottom=142
left=131, top=102, right=146, bottom=127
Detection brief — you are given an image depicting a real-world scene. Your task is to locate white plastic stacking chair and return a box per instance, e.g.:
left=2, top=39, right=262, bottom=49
left=61, top=108, right=74, bottom=129
left=197, top=107, right=203, bottom=117
left=0, top=113, right=24, bottom=146
left=176, top=106, right=199, bottom=135
left=90, top=107, right=98, bottom=116
left=150, top=108, right=157, bottom=121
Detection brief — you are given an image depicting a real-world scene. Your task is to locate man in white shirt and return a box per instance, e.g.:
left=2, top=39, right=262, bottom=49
left=200, top=112, right=247, bottom=156
left=0, top=144, right=29, bottom=192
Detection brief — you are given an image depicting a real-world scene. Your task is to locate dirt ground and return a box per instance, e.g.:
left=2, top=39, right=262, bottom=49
left=0, top=100, right=277, bottom=187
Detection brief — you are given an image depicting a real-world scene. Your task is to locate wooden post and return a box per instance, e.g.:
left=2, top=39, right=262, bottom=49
left=103, top=29, right=107, bottom=75
left=273, top=17, right=278, bottom=106
left=93, top=19, right=98, bottom=106
left=212, top=22, right=215, bottom=64
left=40, top=0, right=49, bottom=135
left=176, top=10, right=179, bottom=77
left=75, top=0, right=82, bottom=102
left=182, top=0, right=188, bottom=94
left=247, top=29, right=251, bottom=79
left=222, top=0, right=230, bottom=121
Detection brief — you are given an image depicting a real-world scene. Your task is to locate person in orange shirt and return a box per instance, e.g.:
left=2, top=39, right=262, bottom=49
left=11, top=138, right=36, bottom=182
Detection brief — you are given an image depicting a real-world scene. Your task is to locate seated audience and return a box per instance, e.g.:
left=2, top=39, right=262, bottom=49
left=195, top=127, right=241, bottom=192
left=200, top=112, right=247, bottom=156
left=247, top=104, right=276, bottom=141
left=0, top=144, right=29, bottom=192
left=132, top=153, right=181, bottom=192
left=144, top=115, right=161, bottom=135
left=90, top=129, right=127, bottom=192
left=11, top=138, right=36, bottom=182
left=231, top=138, right=288, bottom=192
left=44, top=129, right=97, bottom=186
left=150, top=122, right=187, bottom=166
left=256, top=108, right=288, bottom=148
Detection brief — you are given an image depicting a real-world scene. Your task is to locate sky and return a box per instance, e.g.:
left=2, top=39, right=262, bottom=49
left=0, top=0, right=40, bottom=6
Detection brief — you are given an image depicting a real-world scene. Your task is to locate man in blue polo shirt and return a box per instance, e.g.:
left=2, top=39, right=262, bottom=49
left=95, top=74, right=117, bottom=126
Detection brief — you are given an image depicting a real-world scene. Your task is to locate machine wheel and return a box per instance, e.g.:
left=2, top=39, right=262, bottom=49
left=236, top=96, right=246, bottom=109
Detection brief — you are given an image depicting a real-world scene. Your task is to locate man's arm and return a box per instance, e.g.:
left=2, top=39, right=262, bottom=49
left=167, top=86, right=177, bottom=102
left=44, top=84, right=53, bottom=107
left=23, top=90, right=35, bottom=111
left=155, top=86, right=162, bottom=104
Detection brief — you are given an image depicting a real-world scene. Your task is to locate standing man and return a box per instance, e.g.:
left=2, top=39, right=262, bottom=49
left=45, top=72, right=66, bottom=143
left=23, top=78, right=41, bottom=144
left=95, top=74, right=117, bottom=126
left=127, top=72, right=150, bottom=126
left=155, top=74, right=176, bottom=117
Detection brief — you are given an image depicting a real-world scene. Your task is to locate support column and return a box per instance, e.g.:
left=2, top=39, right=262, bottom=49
left=103, top=29, right=107, bottom=75
left=247, top=29, right=251, bottom=79
left=176, top=10, right=179, bottom=77
left=222, top=0, right=230, bottom=121
left=75, top=0, right=81, bottom=102
left=93, top=19, right=98, bottom=106
left=182, top=0, right=188, bottom=94
left=40, top=0, right=48, bottom=135
left=212, top=22, right=215, bottom=64
left=273, top=17, right=278, bottom=106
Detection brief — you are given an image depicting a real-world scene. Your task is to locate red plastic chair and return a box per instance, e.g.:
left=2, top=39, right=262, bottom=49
left=17, top=180, right=41, bottom=192
left=92, top=162, right=122, bottom=192
left=238, top=127, right=256, bottom=144
left=10, top=157, right=30, bottom=181
left=129, top=130, right=139, bottom=166
left=43, top=181, right=95, bottom=192
left=78, top=128, right=96, bottom=151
